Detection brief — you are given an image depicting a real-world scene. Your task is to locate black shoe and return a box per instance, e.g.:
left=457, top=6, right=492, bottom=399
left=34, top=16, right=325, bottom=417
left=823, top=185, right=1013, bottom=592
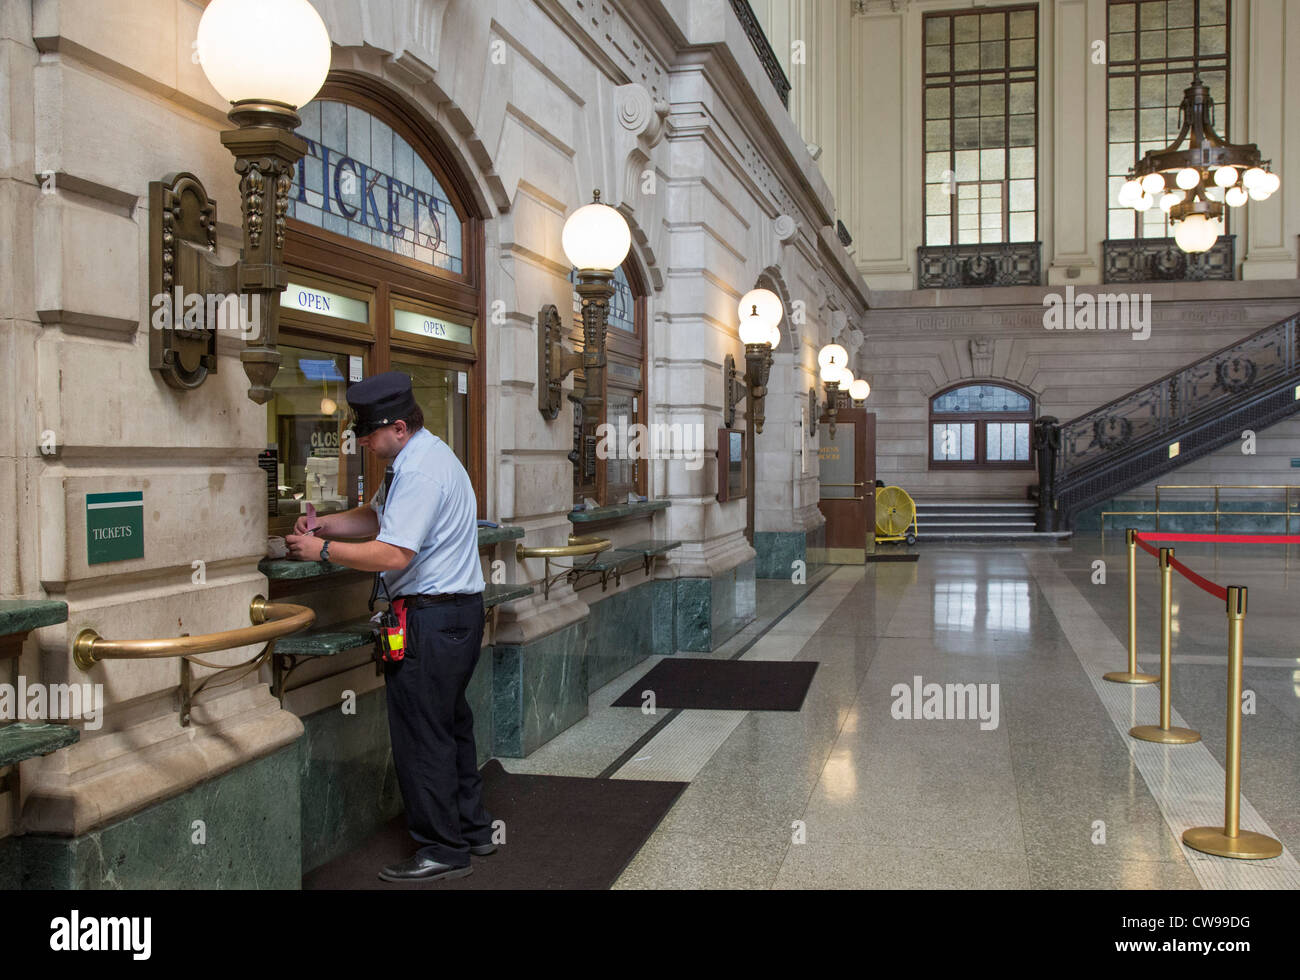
left=378, top=855, right=473, bottom=882
left=469, top=843, right=497, bottom=856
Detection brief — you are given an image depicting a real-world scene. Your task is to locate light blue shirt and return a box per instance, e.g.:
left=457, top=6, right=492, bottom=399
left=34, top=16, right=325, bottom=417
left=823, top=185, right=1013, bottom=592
left=370, top=428, right=484, bottom=597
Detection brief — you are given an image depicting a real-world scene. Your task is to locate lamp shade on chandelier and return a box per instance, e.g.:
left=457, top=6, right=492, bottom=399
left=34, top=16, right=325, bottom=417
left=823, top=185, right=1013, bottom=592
left=1115, top=76, right=1279, bottom=254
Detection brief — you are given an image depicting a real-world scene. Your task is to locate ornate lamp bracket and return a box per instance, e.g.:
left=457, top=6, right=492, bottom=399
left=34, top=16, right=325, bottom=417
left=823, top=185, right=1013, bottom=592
left=148, top=101, right=308, bottom=404
left=537, top=304, right=585, bottom=420
left=823, top=380, right=841, bottom=439
left=724, top=345, right=773, bottom=433
left=808, top=387, right=818, bottom=436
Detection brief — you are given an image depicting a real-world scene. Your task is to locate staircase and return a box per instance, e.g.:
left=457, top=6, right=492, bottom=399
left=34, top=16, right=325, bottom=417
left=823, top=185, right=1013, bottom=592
left=914, top=500, right=1063, bottom=540
left=1044, top=311, right=1300, bottom=530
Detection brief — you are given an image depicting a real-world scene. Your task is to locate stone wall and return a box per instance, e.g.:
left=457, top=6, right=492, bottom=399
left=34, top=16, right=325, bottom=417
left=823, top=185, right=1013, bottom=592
left=0, top=0, right=857, bottom=880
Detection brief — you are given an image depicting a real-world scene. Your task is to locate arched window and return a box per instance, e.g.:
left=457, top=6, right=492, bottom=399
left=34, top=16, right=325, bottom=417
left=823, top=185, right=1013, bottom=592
left=263, top=78, right=485, bottom=537
left=929, top=383, right=1034, bottom=469
left=569, top=260, right=647, bottom=505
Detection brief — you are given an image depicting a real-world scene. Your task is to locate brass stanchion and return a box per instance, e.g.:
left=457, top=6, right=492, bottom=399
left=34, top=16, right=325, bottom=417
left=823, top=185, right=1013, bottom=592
left=1105, top=528, right=1159, bottom=684
left=1183, top=586, right=1283, bottom=859
left=1131, top=546, right=1200, bottom=744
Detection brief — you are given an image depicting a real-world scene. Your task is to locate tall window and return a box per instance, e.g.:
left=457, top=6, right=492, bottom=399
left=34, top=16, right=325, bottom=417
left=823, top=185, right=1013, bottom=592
left=930, top=383, right=1034, bottom=469
left=923, top=6, right=1039, bottom=246
left=1106, top=0, right=1230, bottom=239
left=569, top=262, right=647, bottom=506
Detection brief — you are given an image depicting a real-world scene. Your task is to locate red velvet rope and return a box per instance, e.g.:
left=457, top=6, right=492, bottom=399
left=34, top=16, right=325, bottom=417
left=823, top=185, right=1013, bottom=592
left=1132, top=532, right=1232, bottom=600
left=1167, top=554, right=1229, bottom=600
left=1135, top=536, right=1160, bottom=558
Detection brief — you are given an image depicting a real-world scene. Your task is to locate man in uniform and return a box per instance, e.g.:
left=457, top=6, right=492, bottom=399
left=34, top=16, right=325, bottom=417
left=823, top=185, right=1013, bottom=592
left=285, top=371, right=494, bottom=883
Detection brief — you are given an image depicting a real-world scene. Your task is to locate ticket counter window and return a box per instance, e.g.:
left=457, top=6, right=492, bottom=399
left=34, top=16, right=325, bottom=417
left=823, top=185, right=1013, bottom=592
left=391, top=358, right=469, bottom=465
left=266, top=346, right=365, bottom=533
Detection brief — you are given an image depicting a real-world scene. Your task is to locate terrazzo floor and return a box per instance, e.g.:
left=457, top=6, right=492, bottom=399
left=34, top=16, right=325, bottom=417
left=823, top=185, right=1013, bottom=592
left=498, top=541, right=1300, bottom=889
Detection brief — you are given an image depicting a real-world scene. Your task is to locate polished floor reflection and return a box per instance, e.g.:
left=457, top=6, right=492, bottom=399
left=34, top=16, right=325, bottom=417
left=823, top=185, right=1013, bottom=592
left=500, top=542, right=1300, bottom=889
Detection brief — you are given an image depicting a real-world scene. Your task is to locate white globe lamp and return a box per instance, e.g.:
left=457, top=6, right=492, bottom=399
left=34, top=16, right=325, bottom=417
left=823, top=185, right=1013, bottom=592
left=197, top=0, right=332, bottom=110
left=562, top=193, right=632, bottom=272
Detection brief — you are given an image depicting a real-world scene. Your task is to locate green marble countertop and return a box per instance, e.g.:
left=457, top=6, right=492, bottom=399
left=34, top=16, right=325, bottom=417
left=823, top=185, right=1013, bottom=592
left=275, top=619, right=373, bottom=657
left=484, top=583, right=534, bottom=607
left=258, top=558, right=358, bottom=581
left=568, top=499, right=671, bottom=523
left=263, top=526, right=527, bottom=581
left=477, top=525, right=526, bottom=546
left=0, top=599, right=68, bottom=636
left=274, top=584, right=534, bottom=656
left=0, top=723, right=80, bottom=766
left=620, top=539, right=683, bottom=556
left=574, top=549, right=647, bottom=573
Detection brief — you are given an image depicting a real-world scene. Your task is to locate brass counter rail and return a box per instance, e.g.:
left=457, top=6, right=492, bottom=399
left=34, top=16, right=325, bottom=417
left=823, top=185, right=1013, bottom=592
left=73, top=596, right=315, bottom=727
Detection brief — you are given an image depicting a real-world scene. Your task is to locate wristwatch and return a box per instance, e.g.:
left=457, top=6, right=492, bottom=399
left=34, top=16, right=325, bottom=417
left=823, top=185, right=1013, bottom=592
left=319, top=540, right=331, bottom=564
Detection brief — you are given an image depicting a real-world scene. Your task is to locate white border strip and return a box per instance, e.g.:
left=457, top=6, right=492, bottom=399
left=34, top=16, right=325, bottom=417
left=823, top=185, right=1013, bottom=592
left=1023, top=551, right=1300, bottom=890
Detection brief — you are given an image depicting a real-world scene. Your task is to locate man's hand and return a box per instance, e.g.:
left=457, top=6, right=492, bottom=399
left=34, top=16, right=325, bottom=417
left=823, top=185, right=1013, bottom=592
left=285, top=533, right=326, bottom=562
left=292, top=512, right=322, bottom=535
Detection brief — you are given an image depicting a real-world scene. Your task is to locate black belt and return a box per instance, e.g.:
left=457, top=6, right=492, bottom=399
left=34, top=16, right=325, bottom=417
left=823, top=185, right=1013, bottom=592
left=397, top=593, right=484, bottom=609
left=397, top=593, right=457, bottom=609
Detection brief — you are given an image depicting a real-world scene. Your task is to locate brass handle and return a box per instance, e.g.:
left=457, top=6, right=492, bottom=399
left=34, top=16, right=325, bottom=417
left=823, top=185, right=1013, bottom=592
left=73, top=595, right=315, bottom=671
left=516, top=535, right=612, bottom=560
left=821, top=482, right=865, bottom=487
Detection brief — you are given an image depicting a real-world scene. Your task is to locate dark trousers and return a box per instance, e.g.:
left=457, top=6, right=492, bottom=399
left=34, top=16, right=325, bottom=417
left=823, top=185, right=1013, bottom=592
left=383, top=592, right=492, bottom=867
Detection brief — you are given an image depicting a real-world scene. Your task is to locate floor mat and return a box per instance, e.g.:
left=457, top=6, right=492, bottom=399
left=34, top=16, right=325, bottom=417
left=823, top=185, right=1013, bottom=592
left=303, top=760, right=686, bottom=890
left=611, top=658, right=819, bottom=711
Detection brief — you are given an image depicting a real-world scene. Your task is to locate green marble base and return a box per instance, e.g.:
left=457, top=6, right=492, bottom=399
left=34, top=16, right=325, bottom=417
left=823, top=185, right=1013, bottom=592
left=492, top=620, right=588, bottom=758
left=586, top=580, right=656, bottom=691
left=1075, top=498, right=1292, bottom=534
left=298, top=687, right=402, bottom=873
left=19, top=743, right=301, bottom=889
left=672, top=560, right=757, bottom=652
left=754, top=531, right=810, bottom=579
left=0, top=836, right=18, bottom=889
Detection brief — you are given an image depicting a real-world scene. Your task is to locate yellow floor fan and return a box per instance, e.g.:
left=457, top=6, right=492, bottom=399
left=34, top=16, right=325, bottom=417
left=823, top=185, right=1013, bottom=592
left=875, top=485, right=918, bottom=546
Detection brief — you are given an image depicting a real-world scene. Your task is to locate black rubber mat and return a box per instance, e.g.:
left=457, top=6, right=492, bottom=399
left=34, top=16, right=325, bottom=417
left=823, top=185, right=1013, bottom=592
left=611, top=657, right=819, bottom=711
left=303, top=759, right=685, bottom=890
left=866, top=553, right=920, bottom=562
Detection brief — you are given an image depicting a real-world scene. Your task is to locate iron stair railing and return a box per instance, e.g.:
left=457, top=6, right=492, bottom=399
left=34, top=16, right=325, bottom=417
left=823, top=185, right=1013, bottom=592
left=1034, top=312, right=1300, bottom=530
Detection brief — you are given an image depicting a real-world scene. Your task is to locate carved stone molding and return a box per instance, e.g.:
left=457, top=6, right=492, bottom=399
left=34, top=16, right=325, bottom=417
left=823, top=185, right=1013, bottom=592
left=774, top=214, right=797, bottom=243
left=616, top=83, right=669, bottom=148
left=970, top=337, right=993, bottom=376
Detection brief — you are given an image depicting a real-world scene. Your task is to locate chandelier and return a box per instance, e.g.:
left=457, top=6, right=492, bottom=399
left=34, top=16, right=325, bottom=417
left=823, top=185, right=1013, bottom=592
left=1117, top=76, right=1280, bottom=254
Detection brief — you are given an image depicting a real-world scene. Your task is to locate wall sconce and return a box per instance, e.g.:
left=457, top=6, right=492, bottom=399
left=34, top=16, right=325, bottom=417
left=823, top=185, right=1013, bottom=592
left=724, top=289, right=782, bottom=434
left=817, top=343, right=849, bottom=438
left=149, top=0, right=331, bottom=403
left=546, top=190, right=632, bottom=423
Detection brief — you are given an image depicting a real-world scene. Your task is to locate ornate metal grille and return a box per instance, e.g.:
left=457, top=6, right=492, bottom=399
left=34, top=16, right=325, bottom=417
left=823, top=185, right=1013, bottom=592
left=916, top=241, right=1042, bottom=288
left=1102, top=235, right=1235, bottom=283
left=729, top=0, right=791, bottom=108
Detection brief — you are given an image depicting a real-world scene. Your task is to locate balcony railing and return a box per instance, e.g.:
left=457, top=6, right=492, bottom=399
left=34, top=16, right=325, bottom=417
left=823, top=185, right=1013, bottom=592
left=916, top=242, right=1042, bottom=289
left=1035, top=312, right=1300, bottom=528
left=1103, top=235, right=1236, bottom=284
left=729, top=0, right=790, bottom=108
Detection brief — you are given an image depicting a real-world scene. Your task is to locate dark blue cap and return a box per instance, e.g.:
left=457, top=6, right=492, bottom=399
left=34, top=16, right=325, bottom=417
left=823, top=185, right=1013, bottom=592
left=346, top=371, right=419, bottom=436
